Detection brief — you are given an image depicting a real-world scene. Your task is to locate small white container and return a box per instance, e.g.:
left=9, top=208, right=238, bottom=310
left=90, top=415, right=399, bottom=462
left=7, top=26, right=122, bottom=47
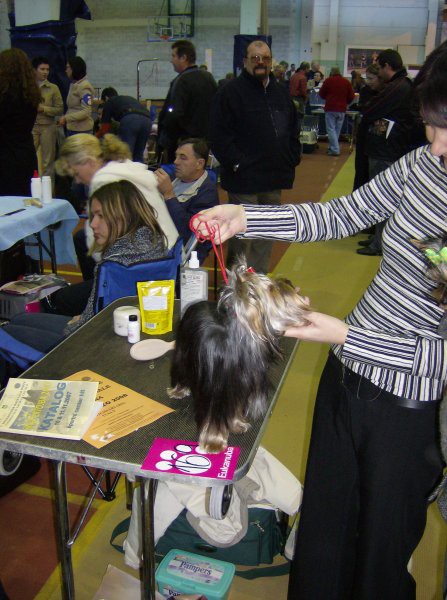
left=30, top=171, right=42, bottom=200
left=128, top=314, right=141, bottom=344
left=113, top=306, right=140, bottom=336
left=41, top=176, right=52, bottom=204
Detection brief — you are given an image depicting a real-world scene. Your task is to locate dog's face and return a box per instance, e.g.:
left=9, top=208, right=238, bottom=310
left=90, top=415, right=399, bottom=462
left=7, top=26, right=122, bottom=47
left=219, top=258, right=310, bottom=347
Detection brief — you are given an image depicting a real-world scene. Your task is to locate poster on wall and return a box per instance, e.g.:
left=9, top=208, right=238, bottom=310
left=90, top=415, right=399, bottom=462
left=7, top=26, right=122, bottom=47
left=344, top=46, right=391, bottom=76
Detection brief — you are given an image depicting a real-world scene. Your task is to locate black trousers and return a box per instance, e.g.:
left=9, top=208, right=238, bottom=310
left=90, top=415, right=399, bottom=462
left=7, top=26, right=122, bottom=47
left=288, top=353, right=442, bottom=600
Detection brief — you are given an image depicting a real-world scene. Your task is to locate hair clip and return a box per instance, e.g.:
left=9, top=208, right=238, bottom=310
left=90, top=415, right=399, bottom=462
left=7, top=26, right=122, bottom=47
left=424, top=247, right=447, bottom=265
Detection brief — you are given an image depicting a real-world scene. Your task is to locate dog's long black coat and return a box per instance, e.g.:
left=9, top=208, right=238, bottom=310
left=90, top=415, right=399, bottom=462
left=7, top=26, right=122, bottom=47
left=169, top=300, right=275, bottom=452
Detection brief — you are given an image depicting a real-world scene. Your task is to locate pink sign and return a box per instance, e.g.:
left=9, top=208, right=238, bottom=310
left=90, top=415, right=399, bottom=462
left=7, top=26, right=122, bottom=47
left=141, top=438, right=241, bottom=480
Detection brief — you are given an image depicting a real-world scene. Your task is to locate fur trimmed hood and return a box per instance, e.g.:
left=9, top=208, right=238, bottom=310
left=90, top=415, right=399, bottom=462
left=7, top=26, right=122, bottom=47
left=89, top=160, right=179, bottom=250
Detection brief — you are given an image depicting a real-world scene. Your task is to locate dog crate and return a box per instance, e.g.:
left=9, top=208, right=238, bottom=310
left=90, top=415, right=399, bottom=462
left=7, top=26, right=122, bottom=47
left=300, top=115, right=320, bottom=153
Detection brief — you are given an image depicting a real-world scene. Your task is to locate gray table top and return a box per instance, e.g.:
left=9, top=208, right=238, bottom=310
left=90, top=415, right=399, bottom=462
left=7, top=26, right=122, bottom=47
left=0, top=297, right=297, bottom=486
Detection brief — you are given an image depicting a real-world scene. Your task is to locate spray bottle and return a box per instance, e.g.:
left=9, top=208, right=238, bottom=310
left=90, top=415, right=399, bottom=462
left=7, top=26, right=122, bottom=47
left=180, top=250, right=208, bottom=316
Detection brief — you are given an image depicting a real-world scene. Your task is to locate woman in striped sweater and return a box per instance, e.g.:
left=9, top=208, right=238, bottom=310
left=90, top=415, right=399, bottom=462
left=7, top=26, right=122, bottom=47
left=195, top=52, right=447, bottom=600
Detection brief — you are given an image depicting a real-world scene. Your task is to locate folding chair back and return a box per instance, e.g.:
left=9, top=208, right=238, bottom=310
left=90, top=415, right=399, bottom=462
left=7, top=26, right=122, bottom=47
left=0, top=328, right=44, bottom=371
left=94, top=238, right=183, bottom=313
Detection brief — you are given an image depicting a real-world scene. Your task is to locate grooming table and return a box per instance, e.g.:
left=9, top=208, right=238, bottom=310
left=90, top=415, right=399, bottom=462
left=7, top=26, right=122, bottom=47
left=0, top=297, right=298, bottom=600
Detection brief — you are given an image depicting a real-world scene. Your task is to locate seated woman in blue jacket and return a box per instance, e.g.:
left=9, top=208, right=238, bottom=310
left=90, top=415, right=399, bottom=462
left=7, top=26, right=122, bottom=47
left=4, top=180, right=168, bottom=354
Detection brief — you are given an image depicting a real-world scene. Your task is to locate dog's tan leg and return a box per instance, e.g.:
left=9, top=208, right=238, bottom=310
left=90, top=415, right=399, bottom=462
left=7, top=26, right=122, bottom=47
left=167, top=384, right=191, bottom=399
left=199, top=424, right=229, bottom=454
left=230, top=416, right=250, bottom=434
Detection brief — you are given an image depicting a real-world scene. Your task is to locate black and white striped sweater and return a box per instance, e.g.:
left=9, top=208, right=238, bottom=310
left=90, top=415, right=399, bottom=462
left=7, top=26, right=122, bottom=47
left=241, top=145, right=447, bottom=402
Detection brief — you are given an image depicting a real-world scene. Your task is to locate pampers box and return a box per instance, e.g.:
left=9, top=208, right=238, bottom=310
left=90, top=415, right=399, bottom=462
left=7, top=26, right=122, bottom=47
left=156, top=549, right=235, bottom=599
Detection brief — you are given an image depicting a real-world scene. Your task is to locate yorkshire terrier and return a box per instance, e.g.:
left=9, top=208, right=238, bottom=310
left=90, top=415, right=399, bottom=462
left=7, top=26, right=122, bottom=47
left=168, top=258, right=310, bottom=453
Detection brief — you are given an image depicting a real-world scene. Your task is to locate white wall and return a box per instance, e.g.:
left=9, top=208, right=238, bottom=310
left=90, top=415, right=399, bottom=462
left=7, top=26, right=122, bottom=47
left=75, top=0, right=301, bottom=100
left=0, top=0, right=439, bottom=97
left=0, top=1, right=11, bottom=51
left=313, top=0, right=430, bottom=71
left=14, top=0, right=60, bottom=26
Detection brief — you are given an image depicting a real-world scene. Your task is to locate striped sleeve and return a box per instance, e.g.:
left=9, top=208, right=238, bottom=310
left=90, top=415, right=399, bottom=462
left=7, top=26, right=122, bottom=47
left=342, top=327, right=417, bottom=372
left=343, top=326, right=447, bottom=380
left=241, top=156, right=411, bottom=243
left=241, top=204, right=299, bottom=241
left=414, top=337, right=447, bottom=380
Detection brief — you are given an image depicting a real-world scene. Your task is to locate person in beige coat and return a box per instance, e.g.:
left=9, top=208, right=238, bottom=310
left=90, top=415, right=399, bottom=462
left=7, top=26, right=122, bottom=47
left=57, top=56, right=94, bottom=135
left=32, top=56, right=63, bottom=179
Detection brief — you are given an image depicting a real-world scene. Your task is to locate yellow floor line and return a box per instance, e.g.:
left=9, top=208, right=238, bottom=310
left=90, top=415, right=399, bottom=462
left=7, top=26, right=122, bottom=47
left=44, top=268, right=82, bottom=277
left=35, top=479, right=127, bottom=599
left=18, top=481, right=104, bottom=508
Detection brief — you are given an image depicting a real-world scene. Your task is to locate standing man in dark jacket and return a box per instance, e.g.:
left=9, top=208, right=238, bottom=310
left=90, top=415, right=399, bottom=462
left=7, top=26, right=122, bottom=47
left=158, top=40, right=217, bottom=162
left=209, top=40, right=301, bottom=273
left=357, top=49, right=417, bottom=256
left=363, top=50, right=416, bottom=175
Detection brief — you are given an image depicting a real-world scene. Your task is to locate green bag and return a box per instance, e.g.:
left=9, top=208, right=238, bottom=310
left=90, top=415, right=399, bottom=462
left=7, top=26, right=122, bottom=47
left=155, top=507, right=286, bottom=566
left=110, top=507, right=291, bottom=578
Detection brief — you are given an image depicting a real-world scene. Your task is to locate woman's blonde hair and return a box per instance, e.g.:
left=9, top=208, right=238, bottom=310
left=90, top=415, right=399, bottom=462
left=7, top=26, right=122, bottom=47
left=55, top=133, right=131, bottom=177
left=89, top=180, right=167, bottom=253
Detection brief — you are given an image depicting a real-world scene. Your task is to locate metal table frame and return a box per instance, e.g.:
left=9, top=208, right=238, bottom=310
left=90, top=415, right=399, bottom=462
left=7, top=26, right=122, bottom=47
left=0, top=297, right=297, bottom=599
left=0, top=196, right=78, bottom=270
left=25, top=228, right=58, bottom=274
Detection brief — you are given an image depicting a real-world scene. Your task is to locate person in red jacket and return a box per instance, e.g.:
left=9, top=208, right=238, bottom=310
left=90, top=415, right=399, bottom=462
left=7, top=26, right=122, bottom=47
left=289, top=61, right=310, bottom=114
left=319, top=67, right=355, bottom=155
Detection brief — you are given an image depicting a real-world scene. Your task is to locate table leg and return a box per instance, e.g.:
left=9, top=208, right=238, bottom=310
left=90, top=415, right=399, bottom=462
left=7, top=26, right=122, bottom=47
left=35, top=232, right=45, bottom=274
left=53, top=460, right=75, bottom=599
left=49, top=228, right=57, bottom=274
left=140, top=477, right=156, bottom=600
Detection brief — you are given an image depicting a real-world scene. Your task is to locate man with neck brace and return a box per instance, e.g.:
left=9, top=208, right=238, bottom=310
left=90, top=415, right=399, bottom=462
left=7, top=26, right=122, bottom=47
left=154, top=138, right=218, bottom=263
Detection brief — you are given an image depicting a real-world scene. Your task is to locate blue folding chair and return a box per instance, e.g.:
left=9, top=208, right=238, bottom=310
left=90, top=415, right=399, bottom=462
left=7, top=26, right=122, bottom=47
left=94, top=238, right=183, bottom=313
left=0, top=240, right=184, bottom=494
left=0, top=239, right=183, bottom=379
left=0, top=328, right=44, bottom=372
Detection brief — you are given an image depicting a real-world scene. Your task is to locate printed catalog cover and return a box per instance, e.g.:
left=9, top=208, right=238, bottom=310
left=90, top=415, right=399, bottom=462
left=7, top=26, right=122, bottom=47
left=0, top=378, right=101, bottom=440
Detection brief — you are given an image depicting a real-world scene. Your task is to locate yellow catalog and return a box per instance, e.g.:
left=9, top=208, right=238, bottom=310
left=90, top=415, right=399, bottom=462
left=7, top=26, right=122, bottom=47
left=137, top=280, right=175, bottom=335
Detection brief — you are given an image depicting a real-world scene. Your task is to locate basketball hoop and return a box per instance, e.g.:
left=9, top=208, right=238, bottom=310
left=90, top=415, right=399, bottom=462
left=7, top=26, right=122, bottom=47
left=159, top=34, right=171, bottom=41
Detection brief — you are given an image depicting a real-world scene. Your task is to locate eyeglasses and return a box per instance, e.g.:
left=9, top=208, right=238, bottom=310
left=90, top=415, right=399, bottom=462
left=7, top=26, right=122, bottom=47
left=249, top=55, right=272, bottom=65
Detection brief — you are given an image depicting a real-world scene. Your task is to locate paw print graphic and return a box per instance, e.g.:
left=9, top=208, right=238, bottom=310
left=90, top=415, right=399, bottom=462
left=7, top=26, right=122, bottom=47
left=155, top=443, right=211, bottom=474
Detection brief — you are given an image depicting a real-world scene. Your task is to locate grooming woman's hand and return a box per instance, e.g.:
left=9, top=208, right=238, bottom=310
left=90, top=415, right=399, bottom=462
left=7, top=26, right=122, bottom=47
left=284, top=311, right=349, bottom=345
left=191, top=204, right=247, bottom=243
